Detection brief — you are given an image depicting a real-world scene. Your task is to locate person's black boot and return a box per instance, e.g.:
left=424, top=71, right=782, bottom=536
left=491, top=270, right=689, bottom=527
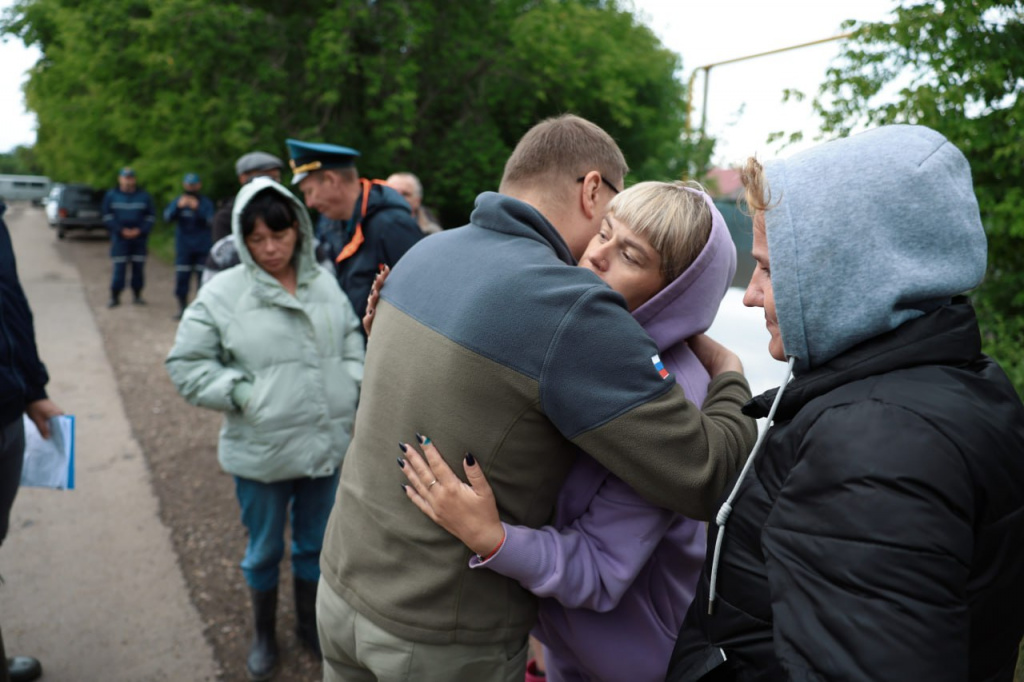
left=132, top=290, right=146, bottom=305
left=7, top=656, right=43, bottom=682
left=294, top=577, right=321, bottom=657
left=107, top=291, right=120, bottom=308
left=172, top=297, right=187, bottom=320
left=246, top=587, right=278, bottom=682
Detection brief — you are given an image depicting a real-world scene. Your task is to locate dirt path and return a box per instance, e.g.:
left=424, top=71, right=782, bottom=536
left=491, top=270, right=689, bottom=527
left=60, top=224, right=322, bottom=682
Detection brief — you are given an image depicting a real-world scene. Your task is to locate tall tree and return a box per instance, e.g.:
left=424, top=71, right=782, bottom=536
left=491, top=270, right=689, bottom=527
left=2, top=0, right=704, bottom=226
left=813, top=0, right=1024, bottom=397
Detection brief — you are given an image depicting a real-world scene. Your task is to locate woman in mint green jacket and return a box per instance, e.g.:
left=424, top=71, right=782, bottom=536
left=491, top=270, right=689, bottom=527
left=166, top=177, right=363, bottom=680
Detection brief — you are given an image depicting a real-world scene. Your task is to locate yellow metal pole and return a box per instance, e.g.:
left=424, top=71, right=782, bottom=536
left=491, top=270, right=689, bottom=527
left=686, top=32, right=856, bottom=137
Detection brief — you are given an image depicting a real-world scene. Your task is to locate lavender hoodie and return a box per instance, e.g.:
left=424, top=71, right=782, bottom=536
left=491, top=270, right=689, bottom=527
left=471, top=189, right=737, bottom=682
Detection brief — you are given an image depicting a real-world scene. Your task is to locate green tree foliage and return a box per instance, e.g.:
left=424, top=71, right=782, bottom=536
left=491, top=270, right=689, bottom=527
left=814, top=0, right=1024, bottom=397
left=0, top=145, right=42, bottom=175
left=2, top=0, right=702, bottom=226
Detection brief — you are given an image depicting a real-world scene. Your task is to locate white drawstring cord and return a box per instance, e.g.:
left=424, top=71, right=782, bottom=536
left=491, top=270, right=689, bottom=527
left=708, top=356, right=795, bottom=615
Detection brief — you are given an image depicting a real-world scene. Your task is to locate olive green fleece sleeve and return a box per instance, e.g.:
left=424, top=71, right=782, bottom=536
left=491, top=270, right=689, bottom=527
left=703, top=369, right=759, bottom=459
left=573, top=371, right=756, bottom=521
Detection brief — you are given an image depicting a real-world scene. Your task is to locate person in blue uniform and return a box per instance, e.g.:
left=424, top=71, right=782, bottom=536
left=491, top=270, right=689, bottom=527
left=164, top=172, right=215, bottom=319
left=101, top=167, right=155, bottom=308
left=286, top=139, right=423, bottom=333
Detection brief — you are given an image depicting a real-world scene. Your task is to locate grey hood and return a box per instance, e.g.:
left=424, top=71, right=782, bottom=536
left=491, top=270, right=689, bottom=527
left=764, top=124, right=987, bottom=374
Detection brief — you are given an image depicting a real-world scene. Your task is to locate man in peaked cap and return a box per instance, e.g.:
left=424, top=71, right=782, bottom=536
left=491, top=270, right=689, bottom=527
left=101, top=167, right=156, bottom=307
left=287, top=138, right=423, bottom=329
left=164, top=172, right=215, bottom=319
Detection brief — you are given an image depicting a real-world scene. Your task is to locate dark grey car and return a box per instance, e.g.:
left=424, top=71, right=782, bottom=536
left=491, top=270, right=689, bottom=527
left=45, top=183, right=106, bottom=239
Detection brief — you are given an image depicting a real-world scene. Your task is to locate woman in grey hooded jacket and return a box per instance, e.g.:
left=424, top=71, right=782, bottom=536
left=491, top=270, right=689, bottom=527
left=667, top=125, right=1024, bottom=681
left=166, top=177, right=364, bottom=681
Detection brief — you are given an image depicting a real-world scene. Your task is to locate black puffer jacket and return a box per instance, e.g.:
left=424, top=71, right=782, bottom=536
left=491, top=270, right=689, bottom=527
left=0, top=203, right=49, bottom=427
left=667, top=303, right=1024, bottom=682
left=334, top=182, right=422, bottom=326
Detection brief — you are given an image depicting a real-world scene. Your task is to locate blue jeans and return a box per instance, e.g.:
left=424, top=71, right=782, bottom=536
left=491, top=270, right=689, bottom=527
left=234, top=472, right=339, bottom=591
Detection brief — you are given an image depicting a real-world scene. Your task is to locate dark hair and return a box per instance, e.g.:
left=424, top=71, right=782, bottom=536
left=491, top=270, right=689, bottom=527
left=240, top=189, right=301, bottom=250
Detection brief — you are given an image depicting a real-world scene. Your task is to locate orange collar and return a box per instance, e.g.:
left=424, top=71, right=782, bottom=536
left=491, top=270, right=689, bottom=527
left=336, top=178, right=391, bottom=263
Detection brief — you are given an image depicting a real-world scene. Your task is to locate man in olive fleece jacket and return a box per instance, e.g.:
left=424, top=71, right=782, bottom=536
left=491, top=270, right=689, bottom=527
left=317, top=115, right=757, bottom=682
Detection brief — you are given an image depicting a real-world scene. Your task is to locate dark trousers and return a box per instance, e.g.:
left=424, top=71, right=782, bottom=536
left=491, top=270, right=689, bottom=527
left=0, top=624, right=8, bottom=682
left=110, top=238, right=147, bottom=294
left=0, top=417, right=26, bottom=545
left=174, top=247, right=208, bottom=301
left=0, top=417, right=26, bottom=681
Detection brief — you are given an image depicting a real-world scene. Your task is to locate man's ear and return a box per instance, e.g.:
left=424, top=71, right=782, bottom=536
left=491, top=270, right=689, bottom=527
left=579, top=170, right=602, bottom=220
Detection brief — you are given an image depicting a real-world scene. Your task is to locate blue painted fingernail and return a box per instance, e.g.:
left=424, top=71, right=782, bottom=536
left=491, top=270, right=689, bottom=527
left=397, top=457, right=405, bottom=468
left=399, top=442, right=408, bottom=453
left=401, top=484, right=407, bottom=493
left=416, top=433, right=431, bottom=446
left=465, top=452, right=476, bottom=466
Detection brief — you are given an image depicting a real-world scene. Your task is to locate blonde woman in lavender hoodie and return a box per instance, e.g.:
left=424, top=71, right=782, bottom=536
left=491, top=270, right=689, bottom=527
left=393, top=181, right=738, bottom=682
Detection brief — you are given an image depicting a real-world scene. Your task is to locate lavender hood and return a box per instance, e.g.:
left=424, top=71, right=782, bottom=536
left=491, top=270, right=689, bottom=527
left=631, top=188, right=736, bottom=402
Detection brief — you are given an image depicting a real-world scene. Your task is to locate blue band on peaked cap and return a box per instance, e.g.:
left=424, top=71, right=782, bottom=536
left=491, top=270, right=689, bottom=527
left=119, top=167, right=136, bottom=177
left=762, top=124, right=987, bottom=375
left=286, top=138, right=361, bottom=185
left=183, top=172, right=200, bottom=184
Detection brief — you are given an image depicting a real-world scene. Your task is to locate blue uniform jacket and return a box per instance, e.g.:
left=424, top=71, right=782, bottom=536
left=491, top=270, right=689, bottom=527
left=164, top=193, right=215, bottom=251
left=102, top=188, right=156, bottom=242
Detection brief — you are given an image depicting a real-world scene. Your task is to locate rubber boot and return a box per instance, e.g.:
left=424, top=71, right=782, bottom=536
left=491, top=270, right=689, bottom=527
left=7, top=657, right=42, bottom=682
left=173, top=297, right=187, bottom=320
left=107, top=290, right=121, bottom=308
left=246, top=587, right=278, bottom=682
left=294, top=577, right=321, bottom=657
left=132, top=290, right=146, bottom=305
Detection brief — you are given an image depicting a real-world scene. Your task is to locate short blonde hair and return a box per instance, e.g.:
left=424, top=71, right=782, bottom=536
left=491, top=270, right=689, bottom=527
left=606, top=181, right=713, bottom=282
left=500, top=114, right=628, bottom=196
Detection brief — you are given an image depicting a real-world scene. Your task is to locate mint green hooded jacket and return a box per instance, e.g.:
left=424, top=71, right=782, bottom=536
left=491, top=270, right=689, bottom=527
left=165, top=177, right=364, bottom=483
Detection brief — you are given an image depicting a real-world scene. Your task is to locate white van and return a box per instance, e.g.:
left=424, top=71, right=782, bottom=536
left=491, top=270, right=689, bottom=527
left=0, top=175, right=52, bottom=205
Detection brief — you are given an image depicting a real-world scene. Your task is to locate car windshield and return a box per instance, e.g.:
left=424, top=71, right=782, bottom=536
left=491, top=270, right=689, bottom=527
left=66, top=186, right=104, bottom=205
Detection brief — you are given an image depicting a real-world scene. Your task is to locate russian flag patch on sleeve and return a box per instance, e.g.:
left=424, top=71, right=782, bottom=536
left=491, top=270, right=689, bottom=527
left=651, top=354, right=670, bottom=379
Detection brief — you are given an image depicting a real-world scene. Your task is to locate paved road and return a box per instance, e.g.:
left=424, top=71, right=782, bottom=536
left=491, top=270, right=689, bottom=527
left=0, top=202, right=219, bottom=681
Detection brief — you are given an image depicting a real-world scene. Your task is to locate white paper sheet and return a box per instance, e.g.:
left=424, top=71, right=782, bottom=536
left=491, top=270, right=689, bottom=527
left=20, top=414, right=75, bottom=490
